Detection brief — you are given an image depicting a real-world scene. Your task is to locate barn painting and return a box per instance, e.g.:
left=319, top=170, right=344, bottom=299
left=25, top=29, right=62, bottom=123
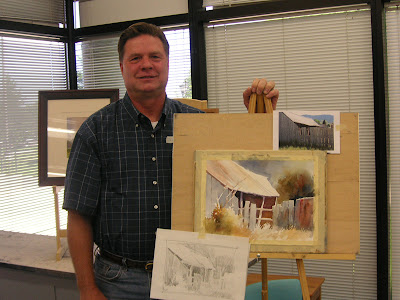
left=194, top=150, right=327, bottom=254
left=273, top=110, right=340, bottom=154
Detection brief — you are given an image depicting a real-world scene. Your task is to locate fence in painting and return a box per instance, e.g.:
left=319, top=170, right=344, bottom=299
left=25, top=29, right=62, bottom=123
left=239, top=201, right=272, bottom=230
left=240, top=197, right=314, bottom=230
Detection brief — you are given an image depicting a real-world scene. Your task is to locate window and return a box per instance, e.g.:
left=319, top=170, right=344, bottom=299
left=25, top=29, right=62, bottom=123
left=0, top=0, right=65, bottom=26
left=205, top=5, right=376, bottom=298
left=0, top=33, right=67, bottom=235
left=385, top=3, right=400, bottom=299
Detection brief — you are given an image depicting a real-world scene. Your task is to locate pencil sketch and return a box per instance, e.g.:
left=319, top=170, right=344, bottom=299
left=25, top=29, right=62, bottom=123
left=151, top=229, right=249, bottom=300
left=194, top=150, right=326, bottom=254
left=273, top=110, right=340, bottom=154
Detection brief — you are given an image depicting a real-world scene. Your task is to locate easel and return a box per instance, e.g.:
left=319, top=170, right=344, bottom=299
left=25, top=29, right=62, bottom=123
left=257, top=257, right=309, bottom=300
left=171, top=105, right=360, bottom=300
left=248, top=93, right=274, bottom=114
left=53, top=185, right=67, bottom=261
left=248, top=95, right=309, bottom=300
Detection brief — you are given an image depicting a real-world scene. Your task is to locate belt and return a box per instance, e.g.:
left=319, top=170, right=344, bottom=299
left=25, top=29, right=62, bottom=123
left=99, top=250, right=153, bottom=271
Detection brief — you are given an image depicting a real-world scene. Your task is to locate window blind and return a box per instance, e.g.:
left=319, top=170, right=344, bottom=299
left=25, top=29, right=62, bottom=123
left=0, top=0, right=65, bottom=26
left=203, top=0, right=270, bottom=8
left=0, top=33, right=67, bottom=236
left=205, top=6, right=376, bottom=299
left=384, top=3, right=400, bottom=299
left=78, top=27, right=192, bottom=99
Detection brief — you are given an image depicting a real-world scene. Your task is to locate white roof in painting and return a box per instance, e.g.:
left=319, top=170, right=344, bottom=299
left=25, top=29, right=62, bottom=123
left=283, top=112, right=320, bottom=127
left=206, top=160, right=279, bottom=197
left=168, top=243, right=215, bottom=270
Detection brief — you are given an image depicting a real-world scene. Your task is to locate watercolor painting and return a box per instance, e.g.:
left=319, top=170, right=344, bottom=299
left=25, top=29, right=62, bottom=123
left=38, top=89, right=119, bottom=186
left=150, top=228, right=249, bottom=300
left=273, top=110, right=340, bottom=154
left=194, top=150, right=327, bottom=254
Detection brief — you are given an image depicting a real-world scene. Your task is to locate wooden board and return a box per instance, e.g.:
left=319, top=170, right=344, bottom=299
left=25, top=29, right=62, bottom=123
left=171, top=113, right=359, bottom=256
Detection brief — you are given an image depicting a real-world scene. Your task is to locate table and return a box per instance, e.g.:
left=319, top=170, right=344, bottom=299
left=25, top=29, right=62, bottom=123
left=246, top=273, right=325, bottom=300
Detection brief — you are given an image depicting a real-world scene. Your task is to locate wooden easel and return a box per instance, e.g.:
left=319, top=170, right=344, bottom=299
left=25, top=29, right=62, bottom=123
left=53, top=185, right=67, bottom=261
left=248, top=93, right=274, bottom=114
left=251, top=256, right=310, bottom=300
left=248, top=94, right=309, bottom=300
left=171, top=111, right=360, bottom=300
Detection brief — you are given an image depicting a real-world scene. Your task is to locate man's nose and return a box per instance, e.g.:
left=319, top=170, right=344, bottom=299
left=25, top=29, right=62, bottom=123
left=141, top=56, right=152, bottom=68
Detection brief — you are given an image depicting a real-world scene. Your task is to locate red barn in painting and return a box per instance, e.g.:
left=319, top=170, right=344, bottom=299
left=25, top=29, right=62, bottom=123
left=206, top=160, right=279, bottom=227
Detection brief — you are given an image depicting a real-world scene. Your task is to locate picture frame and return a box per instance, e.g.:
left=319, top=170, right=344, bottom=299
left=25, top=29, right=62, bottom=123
left=38, top=89, right=119, bottom=186
left=194, top=149, right=327, bottom=254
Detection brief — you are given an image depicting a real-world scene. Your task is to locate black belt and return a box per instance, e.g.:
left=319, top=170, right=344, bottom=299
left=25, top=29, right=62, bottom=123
left=99, top=250, right=153, bottom=271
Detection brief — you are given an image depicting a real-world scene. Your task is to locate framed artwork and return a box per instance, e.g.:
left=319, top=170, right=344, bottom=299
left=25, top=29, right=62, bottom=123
left=151, top=228, right=249, bottom=300
left=194, top=150, right=327, bottom=254
left=38, top=89, right=119, bottom=186
left=273, top=110, right=341, bottom=154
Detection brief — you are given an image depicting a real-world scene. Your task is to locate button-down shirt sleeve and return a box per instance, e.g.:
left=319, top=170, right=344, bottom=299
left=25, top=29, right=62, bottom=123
left=63, top=120, right=101, bottom=216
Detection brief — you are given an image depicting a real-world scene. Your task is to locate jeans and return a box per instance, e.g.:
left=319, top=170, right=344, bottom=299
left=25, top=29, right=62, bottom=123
left=94, top=254, right=153, bottom=300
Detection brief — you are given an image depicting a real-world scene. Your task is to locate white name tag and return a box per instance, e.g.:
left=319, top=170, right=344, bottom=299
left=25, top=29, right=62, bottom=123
left=166, top=136, right=174, bottom=144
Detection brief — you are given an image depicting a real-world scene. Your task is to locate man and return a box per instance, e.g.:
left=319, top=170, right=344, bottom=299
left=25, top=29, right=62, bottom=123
left=63, top=22, right=279, bottom=300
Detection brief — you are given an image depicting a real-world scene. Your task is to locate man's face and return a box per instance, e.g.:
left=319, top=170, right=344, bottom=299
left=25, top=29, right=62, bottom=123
left=120, top=34, right=169, bottom=98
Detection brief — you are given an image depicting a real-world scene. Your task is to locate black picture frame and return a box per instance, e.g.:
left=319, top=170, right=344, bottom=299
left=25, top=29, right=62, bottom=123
left=38, top=89, right=119, bottom=186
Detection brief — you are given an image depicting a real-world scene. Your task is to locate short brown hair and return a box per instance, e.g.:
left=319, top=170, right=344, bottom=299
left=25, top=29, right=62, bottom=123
left=118, top=22, right=170, bottom=62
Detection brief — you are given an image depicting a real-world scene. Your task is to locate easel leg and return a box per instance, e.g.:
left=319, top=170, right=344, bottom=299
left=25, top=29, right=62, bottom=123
left=53, top=186, right=67, bottom=261
left=261, top=258, right=268, bottom=300
left=296, top=259, right=310, bottom=300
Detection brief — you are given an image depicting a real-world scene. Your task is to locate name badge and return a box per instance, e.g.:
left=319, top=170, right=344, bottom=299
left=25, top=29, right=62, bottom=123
left=166, top=136, right=174, bottom=144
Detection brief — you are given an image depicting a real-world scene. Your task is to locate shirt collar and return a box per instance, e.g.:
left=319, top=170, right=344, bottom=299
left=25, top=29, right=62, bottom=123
left=121, top=92, right=170, bottom=127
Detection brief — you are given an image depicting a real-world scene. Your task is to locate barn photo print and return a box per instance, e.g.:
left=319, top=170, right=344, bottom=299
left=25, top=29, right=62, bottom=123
left=194, top=150, right=327, bottom=254
left=273, top=110, right=340, bottom=154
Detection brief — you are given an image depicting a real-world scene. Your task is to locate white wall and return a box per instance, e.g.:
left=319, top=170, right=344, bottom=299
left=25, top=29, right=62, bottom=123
left=79, top=0, right=188, bottom=27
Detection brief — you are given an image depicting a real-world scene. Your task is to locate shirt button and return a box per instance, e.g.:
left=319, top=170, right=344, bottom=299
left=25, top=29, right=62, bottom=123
left=151, top=134, right=155, bottom=138
left=154, top=204, right=159, bottom=209
left=152, top=157, right=156, bottom=161
left=153, top=180, right=157, bottom=185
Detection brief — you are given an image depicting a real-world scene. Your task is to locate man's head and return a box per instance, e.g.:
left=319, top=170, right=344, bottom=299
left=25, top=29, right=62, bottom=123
left=118, top=22, right=170, bottom=101
left=118, top=22, right=169, bottom=63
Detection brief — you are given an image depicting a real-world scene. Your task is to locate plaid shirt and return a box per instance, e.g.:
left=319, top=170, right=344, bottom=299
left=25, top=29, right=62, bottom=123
left=63, top=93, right=202, bottom=261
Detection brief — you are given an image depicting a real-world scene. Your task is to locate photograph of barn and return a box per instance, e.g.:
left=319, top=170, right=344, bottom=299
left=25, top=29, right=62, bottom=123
left=274, top=111, right=340, bottom=153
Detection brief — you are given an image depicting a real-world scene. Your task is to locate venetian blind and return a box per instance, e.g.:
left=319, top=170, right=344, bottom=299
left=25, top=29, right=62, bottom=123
left=203, top=0, right=270, bottom=8
left=205, top=5, right=376, bottom=299
left=77, top=27, right=192, bottom=99
left=0, top=0, right=65, bottom=26
left=0, top=33, right=67, bottom=235
left=384, top=3, right=400, bottom=299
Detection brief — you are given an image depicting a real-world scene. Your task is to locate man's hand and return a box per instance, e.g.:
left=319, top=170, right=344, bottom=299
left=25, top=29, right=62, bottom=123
left=243, top=78, right=279, bottom=110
